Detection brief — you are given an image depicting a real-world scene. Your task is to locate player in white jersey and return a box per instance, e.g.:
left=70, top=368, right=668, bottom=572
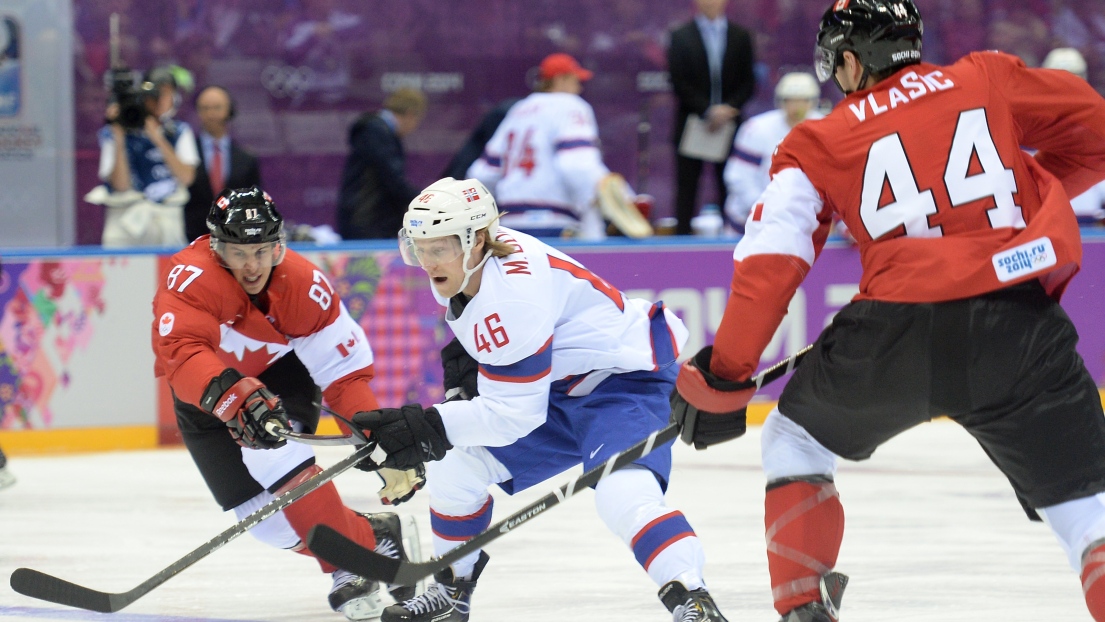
left=349, top=178, right=729, bottom=622
left=723, top=72, right=823, bottom=230
left=1042, top=48, right=1105, bottom=226
left=467, top=54, right=622, bottom=240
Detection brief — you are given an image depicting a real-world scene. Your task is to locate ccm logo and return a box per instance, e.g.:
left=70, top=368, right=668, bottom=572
left=215, top=394, right=238, bottom=417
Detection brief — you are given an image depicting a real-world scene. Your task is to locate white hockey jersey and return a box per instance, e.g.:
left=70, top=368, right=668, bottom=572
left=466, top=93, right=610, bottom=240
left=723, top=108, right=823, bottom=226
left=1070, top=180, right=1105, bottom=223
left=433, top=227, right=689, bottom=448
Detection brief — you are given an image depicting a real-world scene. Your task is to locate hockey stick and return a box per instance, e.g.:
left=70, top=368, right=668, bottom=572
left=307, top=345, right=813, bottom=585
left=9, top=441, right=381, bottom=613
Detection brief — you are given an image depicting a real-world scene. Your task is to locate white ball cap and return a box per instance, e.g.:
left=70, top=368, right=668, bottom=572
left=404, top=177, right=499, bottom=250
left=1043, top=47, right=1087, bottom=79
left=775, top=72, right=821, bottom=101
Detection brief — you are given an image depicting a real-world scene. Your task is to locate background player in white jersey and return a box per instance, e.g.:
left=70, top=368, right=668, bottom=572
left=151, top=188, right=422, bottom=620
left=722, top=72, right=823, bottom=231
left=1041, top=47, right=1105, bottom=226
left=467, top=54, right=650, bottom=240
left=670, top=1, right=1105, bottom=621
left=349, top=178, right=728, bottom=622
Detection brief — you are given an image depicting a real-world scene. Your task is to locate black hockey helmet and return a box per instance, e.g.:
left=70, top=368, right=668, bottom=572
left=207, top=187, right=287, bottom=267
left=815, top=0, right=923, bottom=88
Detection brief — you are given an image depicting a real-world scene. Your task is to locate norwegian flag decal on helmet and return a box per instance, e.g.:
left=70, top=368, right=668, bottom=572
left=462, top=187, right=480, bottom=202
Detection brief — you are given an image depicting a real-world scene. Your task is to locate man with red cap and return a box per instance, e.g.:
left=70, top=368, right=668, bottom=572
left=467, top=53, right=644, bottom=240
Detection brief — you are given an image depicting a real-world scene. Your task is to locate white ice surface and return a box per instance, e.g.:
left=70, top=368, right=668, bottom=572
left=0, top=421, right=1090, bottom=621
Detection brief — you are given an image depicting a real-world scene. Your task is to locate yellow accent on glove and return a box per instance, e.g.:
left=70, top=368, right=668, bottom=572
left=376, top=465, right=426, bottom=505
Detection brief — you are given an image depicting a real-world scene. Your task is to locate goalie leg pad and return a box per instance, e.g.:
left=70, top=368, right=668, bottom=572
left=766, top=479, right=845, bottom=616
left=276, top=464, right=377, bottom=573
left=596, top=467, right=706, bottom=590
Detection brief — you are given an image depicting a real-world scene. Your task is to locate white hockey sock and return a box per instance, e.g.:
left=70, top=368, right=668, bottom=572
left=595, top=467, right=706, bottom=590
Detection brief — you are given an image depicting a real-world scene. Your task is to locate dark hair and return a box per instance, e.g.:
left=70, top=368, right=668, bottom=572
left=195, top=84, right=237, bottom=120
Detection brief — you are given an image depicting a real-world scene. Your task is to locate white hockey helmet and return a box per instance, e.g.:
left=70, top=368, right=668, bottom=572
left=775, top=72, right=821, bottom=103
left=1043, top=47, right=1087, bottom=79
left=399, top=177, right=499, bottom=292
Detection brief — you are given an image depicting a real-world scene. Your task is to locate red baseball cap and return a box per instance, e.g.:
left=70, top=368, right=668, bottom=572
left=539, top=53, right=593, bottom=81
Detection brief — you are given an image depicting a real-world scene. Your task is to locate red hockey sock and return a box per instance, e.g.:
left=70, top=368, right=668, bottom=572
left=277, top=464, right=377, bottom=573
left=1082, top=541, right=1105, bottom=620
left=765, top=480, right=845, bottom=616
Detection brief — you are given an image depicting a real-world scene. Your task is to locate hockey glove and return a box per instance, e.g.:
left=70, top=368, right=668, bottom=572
left=353, top=404, right=452, bottom=470
left=670, top=346, right=755, bottom=450
left=442, top=337, right=479, bottom=401
left=375, top=465, right=426, bottom=505
left=201, top=369, right=290, bottom=450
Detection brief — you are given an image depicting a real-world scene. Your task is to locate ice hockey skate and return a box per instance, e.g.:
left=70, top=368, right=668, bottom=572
left=658, top=580, right=729, bottom=621
left=381, top=551, right=490, bottom=622
left=329, top=512, right=420, bottom=620
left=779, top=572, right=848, bottom=622
left=364, top=511, right=422, bottom=602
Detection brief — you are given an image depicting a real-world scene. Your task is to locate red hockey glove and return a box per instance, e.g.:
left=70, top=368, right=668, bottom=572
left=201, top=369, right=290, bottom=450
left=670, top=346, right=756, bottom=449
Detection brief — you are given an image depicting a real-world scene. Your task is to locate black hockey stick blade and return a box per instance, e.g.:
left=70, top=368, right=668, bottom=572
left=307, top=347, right=810, bottom=585
left=309, top=423, right=681, bottom=585
left=9, top=442, right=379, bottom=612
left=10, top=569, right=118, bottom=613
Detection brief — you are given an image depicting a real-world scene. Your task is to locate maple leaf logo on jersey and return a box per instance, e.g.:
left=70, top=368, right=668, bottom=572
left=462, top=188, right=480, bottom=202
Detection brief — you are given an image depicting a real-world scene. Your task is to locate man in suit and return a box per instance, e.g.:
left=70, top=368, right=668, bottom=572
left=667, top=0, right=755, bottom=235
left=184, top=85, right=262, bottom=242
left=336, top=88, right=427, bottom=240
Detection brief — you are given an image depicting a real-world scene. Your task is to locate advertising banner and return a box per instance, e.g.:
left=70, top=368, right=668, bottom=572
left=2, top=238, right=1102, bottom=450
left=0, top=0, right=74, bottom=247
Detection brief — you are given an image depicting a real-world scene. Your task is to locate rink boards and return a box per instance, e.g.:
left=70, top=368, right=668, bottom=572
left=1, top=233, right=1103, bottom=455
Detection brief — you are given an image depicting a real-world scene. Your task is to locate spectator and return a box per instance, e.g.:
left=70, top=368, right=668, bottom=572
left=467, top=54, right=651, bottom=240
left=336, top=88, right=427, bottom=240
left=183, top=85, right=262, bottom=242
left=88, top=66, right=199, bottom=247
left=667, top=0, right=756, bottom=235
left=723, top=72, right=822, bottom=231
left=1042, top=47, right=1105, bottom=226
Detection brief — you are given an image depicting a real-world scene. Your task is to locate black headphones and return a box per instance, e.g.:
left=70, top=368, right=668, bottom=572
left=195, top=85, right=237, bottom=121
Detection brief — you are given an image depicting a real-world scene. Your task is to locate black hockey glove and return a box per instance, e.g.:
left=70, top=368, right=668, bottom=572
left=201, top=369, right=290, bottom=450
left=442, top=337, right=479, bottom=401
left=353, top=404, right=453, bottom=470
left=670, top=346, right=755, bottom=450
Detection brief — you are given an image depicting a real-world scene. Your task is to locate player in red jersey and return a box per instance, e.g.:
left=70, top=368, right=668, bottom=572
left=669, top=1, right=1105, bottom=620
left=151, top=187, right=421, bottom=619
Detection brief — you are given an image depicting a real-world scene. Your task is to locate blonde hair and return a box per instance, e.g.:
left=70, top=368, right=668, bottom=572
left=475, top=217, right=516, bottom=259
left=384, top=88, right=427, bottom=116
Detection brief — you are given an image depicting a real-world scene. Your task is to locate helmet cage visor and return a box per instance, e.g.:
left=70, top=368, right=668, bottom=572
left=211, top=233, right=287, bottom=270
left=398, top=229, right=464, bottom=268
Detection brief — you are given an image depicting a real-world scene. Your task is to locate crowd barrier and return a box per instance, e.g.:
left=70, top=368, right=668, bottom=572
left=2, top=232, right=1103, bottom=455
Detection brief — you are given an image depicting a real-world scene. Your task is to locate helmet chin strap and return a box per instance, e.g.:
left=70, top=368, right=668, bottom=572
left=453, top=246, right=493, bottom=297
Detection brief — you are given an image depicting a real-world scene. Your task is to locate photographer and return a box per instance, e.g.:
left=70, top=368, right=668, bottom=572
left=88, top=66, right=198, bottom=247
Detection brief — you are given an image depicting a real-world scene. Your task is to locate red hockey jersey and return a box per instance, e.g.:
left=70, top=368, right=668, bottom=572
left=152, top=237, right=379, bottom=417
left=711, top=52, right=1105, bottom=381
